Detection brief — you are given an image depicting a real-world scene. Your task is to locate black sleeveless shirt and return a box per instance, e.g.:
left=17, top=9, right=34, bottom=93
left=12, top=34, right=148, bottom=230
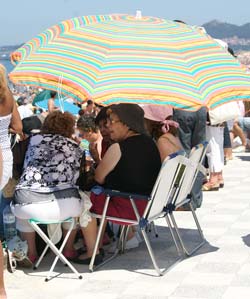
left=105, top=134, right=161, bottom=195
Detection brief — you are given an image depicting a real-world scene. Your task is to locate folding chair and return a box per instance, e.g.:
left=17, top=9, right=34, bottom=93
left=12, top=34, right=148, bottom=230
left=29, top=217, right=82, bottom=281
left=165, top=141, right=208, bottom=256
left=11, top=199, right=83, bottom=281
left=89, top=150, right=188, bottom=276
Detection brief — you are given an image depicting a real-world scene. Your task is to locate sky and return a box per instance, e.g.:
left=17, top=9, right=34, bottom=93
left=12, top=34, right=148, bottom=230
left=1, top=0, right=250, bottom=46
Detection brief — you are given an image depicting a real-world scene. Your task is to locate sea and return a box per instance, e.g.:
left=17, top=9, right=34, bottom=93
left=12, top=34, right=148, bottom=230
left=0, top=59, right=14, bottom=74
left=0, top=58, right=80, bottom=114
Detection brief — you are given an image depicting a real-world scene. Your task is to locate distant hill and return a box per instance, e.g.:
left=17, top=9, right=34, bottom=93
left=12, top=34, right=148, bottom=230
left=202, top=20, right=250, bottom=39
left=202, top=20, right=250, bottom=52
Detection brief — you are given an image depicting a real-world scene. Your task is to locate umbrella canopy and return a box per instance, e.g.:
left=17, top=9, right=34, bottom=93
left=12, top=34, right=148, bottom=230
left=9, top=14, right=250, bottom=110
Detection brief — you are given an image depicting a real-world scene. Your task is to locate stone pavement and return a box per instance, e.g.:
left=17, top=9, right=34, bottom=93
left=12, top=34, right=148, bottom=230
left=4, top=152, right=250, bottom=299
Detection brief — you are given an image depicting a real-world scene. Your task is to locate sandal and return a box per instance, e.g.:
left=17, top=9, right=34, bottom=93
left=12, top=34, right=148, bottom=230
left=17, top=256, right=33, bottom=268
left=218, top=180, right=224, bottom=188
left=72, top=253, right=103, bottom=266
left=5, top=248, right=17, bottom=273
left=202, top=181, right=220, bottom=191
left=28, top=255, right=38, bottom=264
left=62, top=249, right=79, bottom=261
left=175, top=206, right=191, bottom=211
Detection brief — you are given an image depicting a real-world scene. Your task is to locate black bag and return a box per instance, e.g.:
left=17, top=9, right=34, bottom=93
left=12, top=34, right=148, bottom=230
left=76, top=151, right=96, bottom=191
left=12, top=137, right=30, bottom=179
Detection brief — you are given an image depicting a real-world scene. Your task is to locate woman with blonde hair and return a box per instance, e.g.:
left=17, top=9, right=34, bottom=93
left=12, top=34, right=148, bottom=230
left=0, top=64, right=22, bottom=190
left=0, top=147, right=7, bottom=299
left=0, top=63, right=22, bottom=298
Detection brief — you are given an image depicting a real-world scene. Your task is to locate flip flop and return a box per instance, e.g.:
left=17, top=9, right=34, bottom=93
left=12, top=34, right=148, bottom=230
left=5, top=248, right=17, bottom=273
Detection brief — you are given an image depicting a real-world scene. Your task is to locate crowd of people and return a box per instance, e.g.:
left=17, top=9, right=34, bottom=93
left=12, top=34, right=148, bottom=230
left=1, top=45, right=250, bottom=295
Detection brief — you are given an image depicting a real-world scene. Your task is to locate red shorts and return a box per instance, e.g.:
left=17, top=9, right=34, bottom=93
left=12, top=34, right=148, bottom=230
left=90, top=192, right=148, bottom=224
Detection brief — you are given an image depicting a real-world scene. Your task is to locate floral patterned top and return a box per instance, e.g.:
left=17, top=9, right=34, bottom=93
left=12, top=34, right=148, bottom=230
left=16, top=134, right=83, bottom=192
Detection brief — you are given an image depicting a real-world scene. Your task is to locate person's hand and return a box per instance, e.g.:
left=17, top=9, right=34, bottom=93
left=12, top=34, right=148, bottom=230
left=89, top=143, right=100, bottom=164
left=71, top=134, right=81, bottom=144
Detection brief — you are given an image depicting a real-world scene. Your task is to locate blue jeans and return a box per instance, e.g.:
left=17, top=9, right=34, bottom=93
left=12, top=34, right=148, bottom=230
left=238, top=117, right=250, bottom=132
left=224, top=123, right=232, bottom=149
left=173, top=107, right=207, bottom=208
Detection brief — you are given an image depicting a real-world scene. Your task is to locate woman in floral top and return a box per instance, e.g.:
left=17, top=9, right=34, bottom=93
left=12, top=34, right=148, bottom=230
left=14, top=111, right=83, bottom=264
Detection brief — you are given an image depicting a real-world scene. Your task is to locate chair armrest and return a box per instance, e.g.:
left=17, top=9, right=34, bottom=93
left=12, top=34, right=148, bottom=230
left=104, top=189, right=150, bottom=200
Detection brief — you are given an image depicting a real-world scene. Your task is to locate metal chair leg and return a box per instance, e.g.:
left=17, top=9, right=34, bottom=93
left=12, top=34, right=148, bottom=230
left=169, top=204, right=205, bottom=256
left=30, top=219, right=82, bottom=281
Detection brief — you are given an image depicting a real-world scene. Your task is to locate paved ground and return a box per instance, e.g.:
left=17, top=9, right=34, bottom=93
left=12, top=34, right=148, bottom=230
left=4, top=152, right=250, bottom=299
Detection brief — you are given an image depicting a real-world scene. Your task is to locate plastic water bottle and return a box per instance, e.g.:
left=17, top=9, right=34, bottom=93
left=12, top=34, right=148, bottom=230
left=3, top=205, right=17, bottom=241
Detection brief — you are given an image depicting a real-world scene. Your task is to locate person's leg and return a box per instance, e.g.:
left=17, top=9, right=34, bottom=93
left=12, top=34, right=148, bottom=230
left=0, top=194, right=10, bottom=240
left=190, top=172, right=204, bottom=208
left=0, top=242, right=6, bottom=299
left=239, top=117, right=250, bottom=133
left=189, top=107, right=207, bottom=206
left=217, top=128, right=225, bottom=187
left=79, top=218, right=99, bottom=258
left=62, top=227, right=78, bottom=257
left=20, top=231, right=37, bottom=259
left=223, top=122, right=233, bottom=161
left=173, top=109, right=194, bottom=154
left=233, top=122, right=246, bottom=147
left=16, top=218, right=38, bottom=260
left=191, top=107, right=207, bottom=148
left=72, top=218, right=103, bottom=265
left=204, top=126, right=224, bottom=191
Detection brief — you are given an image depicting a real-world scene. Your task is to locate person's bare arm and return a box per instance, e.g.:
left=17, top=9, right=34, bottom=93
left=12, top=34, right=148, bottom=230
left=157, top=138, right=172, bottom=162
left=89, top=142, right=101, bottom=165
left=95, top=143, right=121, bottom=184
left=157, top=134, right=182, bottom=162
left=9, top=95, right=22, bottom=134
left=0, top=147, right=3, bottom=186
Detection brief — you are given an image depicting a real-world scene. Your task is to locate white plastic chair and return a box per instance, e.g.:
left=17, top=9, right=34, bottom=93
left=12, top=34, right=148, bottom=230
left=11, top=197, right=83, bottom=281
left=89, top=150, right=187, bottom=276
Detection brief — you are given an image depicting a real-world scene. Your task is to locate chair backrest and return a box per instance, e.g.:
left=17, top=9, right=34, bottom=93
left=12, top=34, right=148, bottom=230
left=145, top=150, right=186, bottom=220
left=173, top=141, right=208, bottom=208
left=189, top=141, right=208, bottom=189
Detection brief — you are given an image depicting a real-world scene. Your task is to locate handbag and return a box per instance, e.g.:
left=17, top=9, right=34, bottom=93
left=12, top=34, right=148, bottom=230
left=76, top=152, right=96, bottom=191
left=208, top=102, right=240, bottom=125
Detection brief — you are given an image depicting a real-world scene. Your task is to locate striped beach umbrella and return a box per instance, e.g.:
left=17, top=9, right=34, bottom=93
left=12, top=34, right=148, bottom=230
left=9, top=14, right=250, bottom=110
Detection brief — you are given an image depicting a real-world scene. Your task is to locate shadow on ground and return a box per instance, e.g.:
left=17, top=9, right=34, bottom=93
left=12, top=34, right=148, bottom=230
left=86, top=225, right=219, bottom=276
left=242, top=234, right=250, bottom=247
left=234, top=155, right=250, bottom=162
left=16, top=225, right=219, bottom=279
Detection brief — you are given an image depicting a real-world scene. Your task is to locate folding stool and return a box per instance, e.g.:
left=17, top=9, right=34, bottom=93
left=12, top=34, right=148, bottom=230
left=29, top=217, right=82, bottom=281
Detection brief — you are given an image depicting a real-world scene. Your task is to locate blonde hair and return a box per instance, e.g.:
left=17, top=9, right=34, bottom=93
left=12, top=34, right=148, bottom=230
left=0, top=64, right=8, bottom=100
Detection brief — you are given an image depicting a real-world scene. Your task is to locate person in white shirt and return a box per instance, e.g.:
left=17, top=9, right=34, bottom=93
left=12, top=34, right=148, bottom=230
left=17, top=96, right=33, bottom=120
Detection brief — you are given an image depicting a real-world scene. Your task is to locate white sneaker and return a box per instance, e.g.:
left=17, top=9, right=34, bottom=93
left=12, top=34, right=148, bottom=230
left=108, top=234, right=140, bottom=253
left=125, top=235, right=139, bottom=250
left=232, top=136, right=242, bottom=148
left=232, top=145, right=246, bottom=153
left=107, top=240, right=118, bottom=254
